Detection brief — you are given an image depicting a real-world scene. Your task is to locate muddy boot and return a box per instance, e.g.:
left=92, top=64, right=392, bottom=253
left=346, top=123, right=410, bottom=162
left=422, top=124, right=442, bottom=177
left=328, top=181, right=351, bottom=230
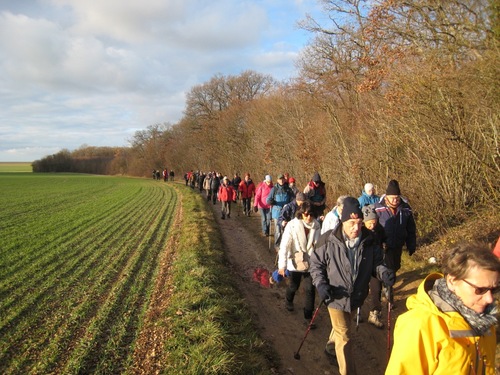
left=368, top=310, right=384, bottom=329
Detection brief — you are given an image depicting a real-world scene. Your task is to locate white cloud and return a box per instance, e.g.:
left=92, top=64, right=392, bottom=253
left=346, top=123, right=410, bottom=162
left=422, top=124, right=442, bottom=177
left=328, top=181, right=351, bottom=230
left=0, top=0, right=323, bottom=162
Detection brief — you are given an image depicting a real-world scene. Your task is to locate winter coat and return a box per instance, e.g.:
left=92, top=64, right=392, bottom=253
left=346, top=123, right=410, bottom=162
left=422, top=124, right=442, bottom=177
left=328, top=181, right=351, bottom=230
left=277, top=200, right=299, bottom=228
left=303, top=180, right=326, bottom=217
left=290, top=185, right=300, bottom=198
left=321, top=206, right=341, bottom=235
left=210, top=176, right=220, bottom=191
left=239, top=179, right=256, bottom=199
left=368, top=222, right=386, bottom=247
left=266, top=183, right=293, bottom=219
left=203, top=176, right=211, bottom=190
left=374, top=196, right=416, bottom=252
left=254, top=181, right=273, bottom=209
left=303, top=180, right=326, bottom=205
left=357, top=190, right=380, bottom=207
left=386, top=273, right=496, bottom=375
left=232, top=176, right=241, bottom=190
left=218, top=184, right=236, bottom=202
left=198, top=174, right=205, bottom=187
left=309, top=225, right=389, bottom=312
left=278, top=217, right=320, bottom=272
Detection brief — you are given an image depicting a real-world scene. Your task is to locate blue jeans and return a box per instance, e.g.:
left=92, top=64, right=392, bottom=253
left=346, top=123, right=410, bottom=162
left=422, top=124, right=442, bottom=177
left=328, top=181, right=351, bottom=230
left=259, top=208, right=271, bottom=235
left=274, top=220, right=283, bottom=247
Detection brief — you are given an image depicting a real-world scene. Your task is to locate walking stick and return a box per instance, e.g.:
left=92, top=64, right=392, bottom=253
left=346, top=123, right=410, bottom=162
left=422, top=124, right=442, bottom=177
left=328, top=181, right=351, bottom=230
left=268, top=218, right=274, bottom=251
left=386, top=286, right=393, bottom=363
left=293, top=300, right=324, bottom=360
left=356, top=307, right=361, bottom=331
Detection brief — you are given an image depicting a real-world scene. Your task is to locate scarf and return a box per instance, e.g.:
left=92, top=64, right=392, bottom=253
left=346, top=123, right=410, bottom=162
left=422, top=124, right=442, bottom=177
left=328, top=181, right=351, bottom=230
left=434, top=278, right=498, bottom=336
left=343, top=232, right=361, bottom=283
left=289, top=218, right=318, bottom=255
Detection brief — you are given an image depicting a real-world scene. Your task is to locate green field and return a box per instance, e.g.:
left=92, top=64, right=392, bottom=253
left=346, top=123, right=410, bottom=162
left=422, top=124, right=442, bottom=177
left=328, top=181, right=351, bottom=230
left=0, top=162, right=32, bottom=172
left=0, top=173, right=177, bottom=374
left=0, top=173, right=271, bottom=375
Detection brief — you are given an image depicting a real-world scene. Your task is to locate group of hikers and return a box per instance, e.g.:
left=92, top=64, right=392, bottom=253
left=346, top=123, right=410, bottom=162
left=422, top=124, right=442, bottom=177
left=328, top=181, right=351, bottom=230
left=180, top=169, right=500, bottom=375
left=152, top=168, right=175, bottom=182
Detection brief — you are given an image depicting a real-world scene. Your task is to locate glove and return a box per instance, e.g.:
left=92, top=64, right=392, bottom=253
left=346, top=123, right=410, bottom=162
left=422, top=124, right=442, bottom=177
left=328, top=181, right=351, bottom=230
left=317, top=284, right=332, bottom=304
left=381, top=270, right=395, bottom=287
left=253, top=206, right=258, bottom=213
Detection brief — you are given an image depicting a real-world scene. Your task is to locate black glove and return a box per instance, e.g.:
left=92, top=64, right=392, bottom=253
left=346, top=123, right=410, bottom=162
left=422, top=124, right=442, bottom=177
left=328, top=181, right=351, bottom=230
left=381, top=270, right=395, bottom=287
left=317, top=284, right=332, bottom=304
left=253, top=206, right=258, bottom=213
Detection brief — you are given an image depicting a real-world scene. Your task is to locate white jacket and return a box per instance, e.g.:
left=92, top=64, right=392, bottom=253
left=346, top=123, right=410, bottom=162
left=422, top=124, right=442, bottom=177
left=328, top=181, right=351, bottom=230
left=321, top=206, right=340, bottom=235
left=278, top=217, right=320, bottom=271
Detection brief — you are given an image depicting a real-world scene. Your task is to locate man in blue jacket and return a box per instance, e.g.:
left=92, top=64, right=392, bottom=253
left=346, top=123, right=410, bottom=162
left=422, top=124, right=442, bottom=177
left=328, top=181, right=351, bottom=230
left=374, top=179, right=417, bottom=277
left=267, top=174, right=293, bottom=250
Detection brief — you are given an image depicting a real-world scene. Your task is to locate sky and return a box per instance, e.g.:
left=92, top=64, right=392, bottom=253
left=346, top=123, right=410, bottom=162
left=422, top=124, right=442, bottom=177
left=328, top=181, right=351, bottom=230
left=0, top=0, right=324, bottom=162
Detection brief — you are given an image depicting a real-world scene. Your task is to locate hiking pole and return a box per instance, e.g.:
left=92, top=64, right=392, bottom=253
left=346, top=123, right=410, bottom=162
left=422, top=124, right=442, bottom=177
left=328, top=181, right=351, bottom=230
left=356, top=307, right=361, bottom=331
left=386, top=286, right=393, bottom=364
left=268, top=218, right=274, bottom=251
left=294, top=300, right=324, bottom=360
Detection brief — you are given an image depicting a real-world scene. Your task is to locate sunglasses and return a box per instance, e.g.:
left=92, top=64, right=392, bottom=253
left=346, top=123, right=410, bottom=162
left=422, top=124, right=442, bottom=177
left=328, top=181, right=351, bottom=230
left=462, top=279, right=500, bottom=295
left=302, top=212, right=312, bottom=217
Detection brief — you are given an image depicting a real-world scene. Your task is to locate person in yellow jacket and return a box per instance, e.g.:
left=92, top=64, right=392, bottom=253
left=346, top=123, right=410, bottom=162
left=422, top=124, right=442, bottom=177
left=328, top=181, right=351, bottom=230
left=386, top=242, right=500, bottom=375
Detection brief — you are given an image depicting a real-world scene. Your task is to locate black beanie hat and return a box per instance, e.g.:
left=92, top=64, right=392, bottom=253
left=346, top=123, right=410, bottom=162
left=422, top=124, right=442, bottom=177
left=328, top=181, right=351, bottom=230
left=312, top=172, right=321, bottom=182
left=386, top=179, right=401, bottom=195
left=341, top=197, right=363, bottom=222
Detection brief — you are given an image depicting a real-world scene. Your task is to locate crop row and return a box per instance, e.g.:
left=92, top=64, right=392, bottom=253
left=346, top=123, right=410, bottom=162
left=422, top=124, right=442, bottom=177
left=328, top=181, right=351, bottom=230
left=0, top=174, right=177, bottom=374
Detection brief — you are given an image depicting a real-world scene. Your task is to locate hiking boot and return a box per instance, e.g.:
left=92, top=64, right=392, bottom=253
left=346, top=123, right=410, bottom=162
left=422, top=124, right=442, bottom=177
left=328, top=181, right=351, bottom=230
left=368, top=310, right=384, bottom=329
left=227, top=214, right=230, bottom=218
left=221, top=214, right=225, bottom=219
left=285, top=300, right=294, bottom=311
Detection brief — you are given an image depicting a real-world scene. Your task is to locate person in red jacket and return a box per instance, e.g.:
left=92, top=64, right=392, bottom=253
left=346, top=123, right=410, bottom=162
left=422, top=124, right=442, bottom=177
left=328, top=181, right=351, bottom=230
left=218, top=176, right=236, bottom=219
left=238, top=173, right=256, bottom=216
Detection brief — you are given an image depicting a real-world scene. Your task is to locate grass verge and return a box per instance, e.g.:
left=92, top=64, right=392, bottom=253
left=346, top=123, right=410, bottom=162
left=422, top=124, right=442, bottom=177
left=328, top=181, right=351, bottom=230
left=160, top=185, right=274, bottom=375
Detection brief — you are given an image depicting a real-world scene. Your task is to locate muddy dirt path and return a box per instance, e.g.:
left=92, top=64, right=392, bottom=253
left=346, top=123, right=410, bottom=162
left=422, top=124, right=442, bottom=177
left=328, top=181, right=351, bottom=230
left=208, top=198, right=421, bottom=375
